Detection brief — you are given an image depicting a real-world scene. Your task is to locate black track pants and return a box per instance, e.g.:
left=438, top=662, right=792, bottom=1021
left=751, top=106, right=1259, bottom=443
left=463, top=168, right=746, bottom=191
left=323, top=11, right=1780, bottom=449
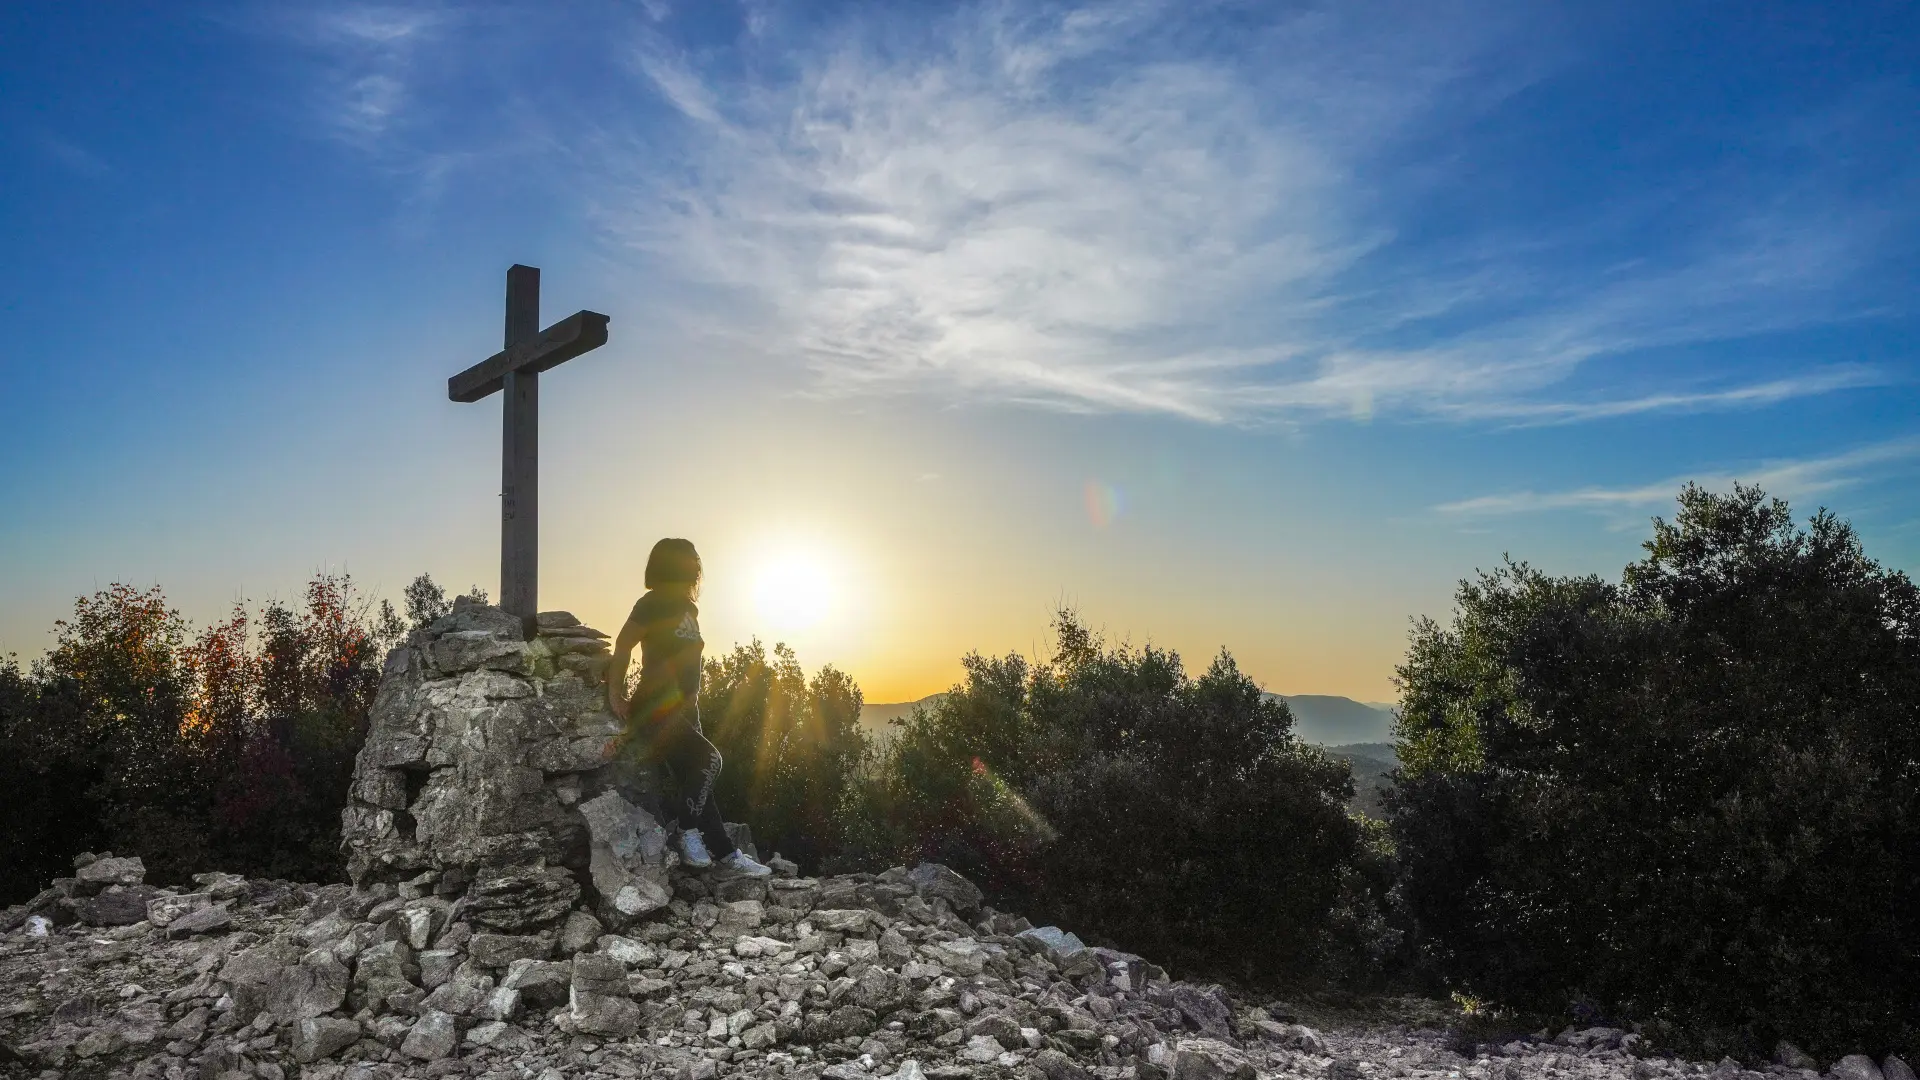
left=645, top=704, right=736, bottom=859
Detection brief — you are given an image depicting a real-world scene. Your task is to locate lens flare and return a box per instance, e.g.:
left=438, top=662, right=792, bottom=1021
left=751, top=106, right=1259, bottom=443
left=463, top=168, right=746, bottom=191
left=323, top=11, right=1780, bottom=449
left=1083, top=480, right=1123, bottom=528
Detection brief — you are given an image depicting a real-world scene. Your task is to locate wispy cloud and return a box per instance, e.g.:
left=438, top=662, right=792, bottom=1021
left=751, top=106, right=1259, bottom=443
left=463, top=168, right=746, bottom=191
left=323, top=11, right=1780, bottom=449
left=272, top=5, right=450, bottom=141
left=1435, top=437, right=1920, bottom=518
left=39, top=135, right=109, bottom=178
left=599, top=0, right=1907, bottom=425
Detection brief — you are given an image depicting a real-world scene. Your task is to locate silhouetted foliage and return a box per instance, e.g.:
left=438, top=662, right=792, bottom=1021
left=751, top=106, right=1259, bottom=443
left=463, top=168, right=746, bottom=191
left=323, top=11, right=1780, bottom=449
left=837, top=612, right=1396, bottom=985
left=0, top=575, right=414, bottom=902
left=403, top=573, right=451, bottom=631
left=1389, top=484, right=1920, bottom=1060
left=696, top=640, right=868, bottom=871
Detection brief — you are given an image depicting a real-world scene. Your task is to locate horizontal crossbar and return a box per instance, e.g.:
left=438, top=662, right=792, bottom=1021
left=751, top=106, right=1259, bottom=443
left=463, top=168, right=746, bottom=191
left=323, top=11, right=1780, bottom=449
left=448, top=310, right=611, bottom=403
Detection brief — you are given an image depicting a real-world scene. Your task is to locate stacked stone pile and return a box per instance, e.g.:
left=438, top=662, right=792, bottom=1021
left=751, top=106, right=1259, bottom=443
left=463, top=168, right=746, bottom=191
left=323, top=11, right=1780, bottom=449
left=3, top=853, right=1913, bottom=1080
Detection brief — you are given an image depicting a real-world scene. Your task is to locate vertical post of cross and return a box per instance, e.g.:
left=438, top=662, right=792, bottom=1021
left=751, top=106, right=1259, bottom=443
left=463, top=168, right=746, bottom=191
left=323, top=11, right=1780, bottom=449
left=501, top=264, right=540, bottom=629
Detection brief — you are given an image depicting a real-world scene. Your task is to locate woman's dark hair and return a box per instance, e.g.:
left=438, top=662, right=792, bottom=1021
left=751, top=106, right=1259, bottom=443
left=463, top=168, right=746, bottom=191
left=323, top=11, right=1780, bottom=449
left=645, top=538, right=702, bottom=595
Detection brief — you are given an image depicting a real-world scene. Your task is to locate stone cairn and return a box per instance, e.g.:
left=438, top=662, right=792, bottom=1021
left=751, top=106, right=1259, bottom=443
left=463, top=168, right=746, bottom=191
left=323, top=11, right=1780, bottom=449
left=2, top=600, right=1913, bottom=1080
left=339, top=596, right=688, bottom=934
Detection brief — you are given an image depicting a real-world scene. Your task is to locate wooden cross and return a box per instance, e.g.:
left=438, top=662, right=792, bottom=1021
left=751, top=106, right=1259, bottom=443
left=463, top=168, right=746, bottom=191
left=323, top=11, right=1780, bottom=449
left=449, top=265, right=610, bottom=626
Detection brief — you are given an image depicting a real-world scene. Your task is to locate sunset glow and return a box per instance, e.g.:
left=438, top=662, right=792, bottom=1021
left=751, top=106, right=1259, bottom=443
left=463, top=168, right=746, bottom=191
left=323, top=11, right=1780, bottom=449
left=752, top=551, right=834, bottom=634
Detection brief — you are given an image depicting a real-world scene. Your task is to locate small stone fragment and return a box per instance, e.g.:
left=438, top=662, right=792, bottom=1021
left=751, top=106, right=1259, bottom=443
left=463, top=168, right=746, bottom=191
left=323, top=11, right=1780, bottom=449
left=292, top=1017, right=361, bottom=1063
left=468, top=932, right=553, bottom=968
left=961, top=1034, right=1006, bottom=1063
left=400, top=1009, right=459, bottom=1059
left=558, top=909, right=604, bottom=954
left=75, top=856, right=146, bottom=892
left=163, top=902, right=232, bottom=938
left=1835, top=1057, right=1887, bottom=1080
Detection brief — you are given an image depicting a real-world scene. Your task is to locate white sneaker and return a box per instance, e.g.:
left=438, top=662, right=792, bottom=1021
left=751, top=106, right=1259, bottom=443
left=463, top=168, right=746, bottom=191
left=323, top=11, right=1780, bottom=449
left=719, top=850, right=773, bottom=877
left=678, top=829, right=713, bottom=868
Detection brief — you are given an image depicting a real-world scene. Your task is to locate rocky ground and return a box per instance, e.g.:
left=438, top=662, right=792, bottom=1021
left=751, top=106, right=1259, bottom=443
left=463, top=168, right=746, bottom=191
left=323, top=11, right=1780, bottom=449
left=4, top=854, right=1912, bottom=1080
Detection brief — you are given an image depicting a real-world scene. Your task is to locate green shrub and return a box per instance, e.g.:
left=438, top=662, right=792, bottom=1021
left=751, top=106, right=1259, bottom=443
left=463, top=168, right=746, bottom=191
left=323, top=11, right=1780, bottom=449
left=697, top=640, right=869, bottom=871
left=839, top=612, right=1394, bottom=984
left=1389, top=484, right=1920, bottom=1060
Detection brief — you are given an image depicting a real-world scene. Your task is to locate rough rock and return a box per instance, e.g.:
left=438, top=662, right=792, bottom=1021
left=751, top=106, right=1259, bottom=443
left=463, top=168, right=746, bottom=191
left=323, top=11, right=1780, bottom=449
left=1836, top=1057, right=1887, bottom=1080
left=1173, top=1038, right=1258, bottom=1080
left=73, top=883, right=159, bottom=926
left=163, top=900, right=232, bottom=938
left=268, top=949, right=352, bottom=1019
left=419, top=963, right=493, bottom=1016
left=461, top=863, right=581, bottom=932
left=340, top=598, right=648, bottom=889
left=292, top=1016, right=362, bottom=1063
left=1018, top=924, right=1088, bottom=957
left=2, top=843, right=1858, bottom=1080
left=400, top=1009, right=459, bottom=1059
left=908, top=861, right=983, bottom=915
left=569, top=952, right=641, bottom=1037
left=1172, top=983, right=1235, bottom=1040
left=1884, top=1057, right=1917, bottom=1080
left=146, top=890, right=212, bottom=927
left=578, top=788, right=674, bottom=924
left=218, top=942, right=304, bottom=1020
left=74, top=855, right=146, bottom=892
left=961, top=1034, right=1006, bottom=1063
left=557, top=907, right=604, bottom=953
left=468, top=931, right=552, bottom=968
left=501, top=957, right=573, bottom=1007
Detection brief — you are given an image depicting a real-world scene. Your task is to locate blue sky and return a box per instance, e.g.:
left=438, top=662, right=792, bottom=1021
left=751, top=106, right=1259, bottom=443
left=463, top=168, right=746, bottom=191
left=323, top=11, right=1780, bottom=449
left=2, top=1, right=1916, bottom=701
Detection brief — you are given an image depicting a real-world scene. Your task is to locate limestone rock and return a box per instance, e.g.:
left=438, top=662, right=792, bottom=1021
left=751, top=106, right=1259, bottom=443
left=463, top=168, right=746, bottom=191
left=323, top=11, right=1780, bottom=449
left=1, top=852, right=1825, bottom=1080
left=961, top=1034, right=1005, bottom=1063
left=74, top=884, right=158, bottom=926
left=218, top=942, right=303, bottom=1021
left=74, top=856, right=145, bottom=893
left=292, top=1016, right=361, bottom=1063
left=598, top=933, right=658, bottom=965
left=1835, top=1057, right=1886, bottom=1080
left=462, top=864, right=581, bottom=932
left=579, top=789, right=673, bottom=924
left=1173, top=1038, right=1258, bottom=1080
left=419, top=963, right=494, bottom=1015
left=1172, top=984, right=1235, bottom=1040
left=340, top=597, right=631, bottom=887
left=569, top=953, right=641, bottom=1037
left=502, top=958, right=572, bottom=1007
left=558, top=908, right=604, bottom=954
left=469, top=932, right=553, bottom=968
left=1034, top=1048, right=1093, bottom=1080
left=908, top=862, right=983, bottom=916
left=1017, top=925, right=1087, bottom=958
left=163, top=901, right=231, bottom=938
left=147, top=891, right=211, bottom=928
left=268, top=950, right=352, bottom=1019
left=401, top=1009, right=460, bottom=1059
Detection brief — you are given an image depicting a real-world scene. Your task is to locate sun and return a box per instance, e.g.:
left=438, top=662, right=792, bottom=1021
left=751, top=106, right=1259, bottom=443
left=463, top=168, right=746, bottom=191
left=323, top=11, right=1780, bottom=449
left=753, top=552, right=834, bottom=632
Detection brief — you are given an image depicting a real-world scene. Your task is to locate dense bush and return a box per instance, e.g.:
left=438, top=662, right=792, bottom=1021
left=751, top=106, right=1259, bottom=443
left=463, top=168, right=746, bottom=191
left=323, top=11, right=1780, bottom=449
left=0, top=575, right=430, bottom=902
left=837, top=613, right=1395, bottom=985
left=696, top=640, right=868, bottom=870
left=1389, top=485, right=1920, bottom=1059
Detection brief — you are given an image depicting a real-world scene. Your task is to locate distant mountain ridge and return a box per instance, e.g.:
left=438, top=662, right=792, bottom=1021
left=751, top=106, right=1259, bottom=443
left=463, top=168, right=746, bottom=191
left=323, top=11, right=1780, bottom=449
left=1266, top=693, right=1398, bottom=746
left=859, top=692, right=1397, bottom=747
left=859, top=693, right=1400, bottom=818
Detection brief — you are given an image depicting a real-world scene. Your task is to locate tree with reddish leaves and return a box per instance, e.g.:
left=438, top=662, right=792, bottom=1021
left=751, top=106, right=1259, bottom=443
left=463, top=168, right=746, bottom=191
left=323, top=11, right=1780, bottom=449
left=0, top=573, right=418, bottom=901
